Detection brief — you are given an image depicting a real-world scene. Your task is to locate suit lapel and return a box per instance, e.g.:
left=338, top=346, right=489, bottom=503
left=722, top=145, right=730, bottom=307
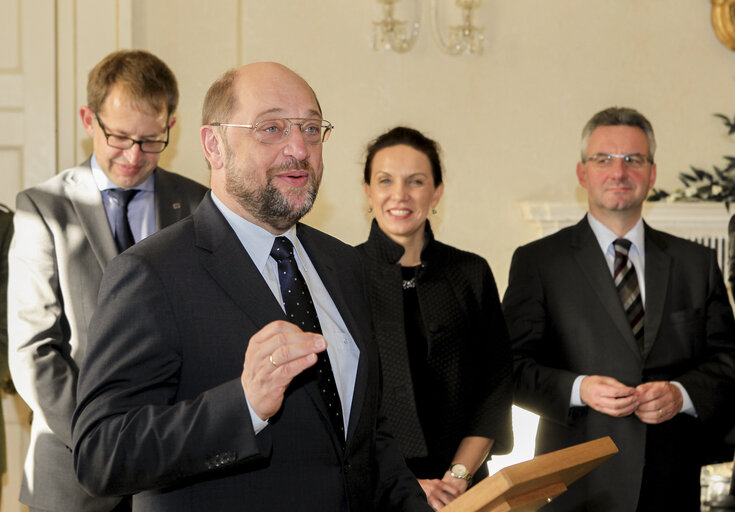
left=571, top=219, right=642, bottom=358
left=63, top=163, right=118, bottom=268
left=642, top=224, right=670, bottom=354
left=154, top=168, right=188, bottom=229
left=193, top=195, right=284, bottom=326
left=298, top=225, right=367, bottom=448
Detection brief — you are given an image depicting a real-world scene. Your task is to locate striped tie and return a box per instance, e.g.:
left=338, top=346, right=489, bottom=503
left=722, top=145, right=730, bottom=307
left=613, top=239, right=644, bottom=352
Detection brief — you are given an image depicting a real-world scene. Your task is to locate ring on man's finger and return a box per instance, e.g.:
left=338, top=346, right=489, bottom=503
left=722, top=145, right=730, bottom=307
left=658, top=408, right=663, bottom=419
left=269, top=353, right=279, bottom=368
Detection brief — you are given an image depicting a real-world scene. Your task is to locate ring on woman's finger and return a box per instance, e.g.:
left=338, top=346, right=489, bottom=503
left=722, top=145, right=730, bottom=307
left=269, top=353, right=279, bottom=368
left=658, top=408, right=663, bottom=419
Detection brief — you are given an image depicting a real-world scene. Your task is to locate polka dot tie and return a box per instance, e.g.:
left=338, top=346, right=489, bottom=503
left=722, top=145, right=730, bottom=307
left=613, top=238, right=645, bottom=352
left=107, top=188, right=139, bottom=253
left=270, top=236, right=345, bottom=448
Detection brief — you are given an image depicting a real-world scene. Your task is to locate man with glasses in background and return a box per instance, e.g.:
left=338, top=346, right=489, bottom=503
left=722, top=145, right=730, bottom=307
left=8, top=49, right=207, bottom=512
left=503, top=107, right=735, bottom=511
left=71, top=62, right=431, bottom=512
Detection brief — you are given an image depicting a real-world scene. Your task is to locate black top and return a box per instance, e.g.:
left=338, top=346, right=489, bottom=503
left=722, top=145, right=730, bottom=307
left=356, top=219, right=513, bottom=481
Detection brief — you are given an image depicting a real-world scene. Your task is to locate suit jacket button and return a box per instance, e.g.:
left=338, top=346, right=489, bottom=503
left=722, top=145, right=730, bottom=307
left=344, top=464, right=352, bottom=473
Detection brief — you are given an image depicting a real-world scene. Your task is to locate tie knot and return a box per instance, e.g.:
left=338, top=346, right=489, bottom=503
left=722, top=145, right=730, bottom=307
left=613, top=238, right=632, bottom=255
left=270, top=236, right=295, bottom=262
left=108, top=188, right=139, bottom=207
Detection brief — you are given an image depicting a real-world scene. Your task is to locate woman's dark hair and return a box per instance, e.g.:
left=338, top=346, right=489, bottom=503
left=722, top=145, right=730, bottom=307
left=363, top=126, right=443, bottom=186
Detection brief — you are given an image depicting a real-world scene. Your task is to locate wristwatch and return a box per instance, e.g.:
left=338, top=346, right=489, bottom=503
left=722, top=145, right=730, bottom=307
left=449, top=463, right=472, bottom=483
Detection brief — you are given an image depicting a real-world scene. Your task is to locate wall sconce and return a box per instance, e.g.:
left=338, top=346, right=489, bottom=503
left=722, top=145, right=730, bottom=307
left=372, top=0, right=484, bottom=56
left=372, top=0, right=422, bottom=53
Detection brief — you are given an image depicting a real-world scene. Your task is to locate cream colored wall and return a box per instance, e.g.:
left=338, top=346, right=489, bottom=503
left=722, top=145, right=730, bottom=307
left=130, top=0, right=735, bottom=292
left=2, top=1, right=734, bottom=508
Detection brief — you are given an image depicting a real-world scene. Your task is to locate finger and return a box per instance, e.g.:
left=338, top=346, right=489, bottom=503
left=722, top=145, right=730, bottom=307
left=432, top=489, right=455, bottom=507
left=270, top=335, right=326, bottom=370
left=596, top=393, right=639, bottom=416
left=595, top=376, right=636, bottom=392
left=635, top=381, right=668, bottom=402
left=589, top=393, right=638, bottom=415
left=606, top=394, right=638, bottom=409
left=636, top=407, right=666, bottom=424
left=600, top=403, right=638, bottom=417
left=251, top=319, right=304, bottom=345
left=247, top=321, right=306, bottom=361
left=435, top=481, right=460, bottom=498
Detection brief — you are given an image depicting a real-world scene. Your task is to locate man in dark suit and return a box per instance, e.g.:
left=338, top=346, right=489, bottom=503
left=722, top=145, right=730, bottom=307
left=8, top=50, right=207, bottom=512
left=71, top=62, right=431, bottom=512
left=503, top=107, right=735, bottom=511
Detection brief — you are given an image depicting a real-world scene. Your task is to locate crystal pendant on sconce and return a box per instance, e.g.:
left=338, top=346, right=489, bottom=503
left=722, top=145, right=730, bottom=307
left=372, top=0, right=421, bottom=53
left=432, top=0, right=484, bottom=56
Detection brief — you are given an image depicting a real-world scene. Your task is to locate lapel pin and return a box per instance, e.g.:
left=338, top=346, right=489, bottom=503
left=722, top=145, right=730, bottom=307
left=172, top=202, right=181, bottom=210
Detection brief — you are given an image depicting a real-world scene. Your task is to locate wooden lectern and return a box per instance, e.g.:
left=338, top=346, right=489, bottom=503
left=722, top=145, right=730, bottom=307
left=442, top=436, right=618, bottom=512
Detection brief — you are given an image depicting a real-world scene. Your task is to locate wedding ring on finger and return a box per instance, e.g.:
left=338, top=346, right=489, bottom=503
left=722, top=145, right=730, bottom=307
left=658, top=408, right=663, bottom=419
left=269, top=353, right=279, bottom=368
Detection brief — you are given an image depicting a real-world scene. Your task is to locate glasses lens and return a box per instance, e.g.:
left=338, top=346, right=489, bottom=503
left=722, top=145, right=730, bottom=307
left=139, top=141, right=168, bottom=153
left=254, top=119, right=330, bottom=145
left=106, top=135, right=135, bottom=150
left=624, top=155, right=646, bottom=167
left=254, top=119, right=288, bottom=144
left=589, top=153, right=612, bottom=166
left=300, top=120, right=327, bottom=144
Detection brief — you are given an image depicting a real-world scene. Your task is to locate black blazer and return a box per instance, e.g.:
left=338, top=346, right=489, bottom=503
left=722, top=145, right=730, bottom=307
left=356, top=220, right=513, bottom=479
left=72, top=194, right=430, bottom=512
left=503, top=217, right=735, bottom=512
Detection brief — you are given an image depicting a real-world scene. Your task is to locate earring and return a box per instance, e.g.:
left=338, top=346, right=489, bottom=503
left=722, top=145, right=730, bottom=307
left=432, top=208, right=437, bottom=215
left=368, top=207, right=373, bottom=213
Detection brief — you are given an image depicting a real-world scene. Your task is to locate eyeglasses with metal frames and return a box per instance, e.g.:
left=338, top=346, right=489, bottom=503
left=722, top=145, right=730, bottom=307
left=95, top=113, right=170, bottom=154
left=583, top=153, right=652, bottom=169
left=209, top=118, right=334, bottom=145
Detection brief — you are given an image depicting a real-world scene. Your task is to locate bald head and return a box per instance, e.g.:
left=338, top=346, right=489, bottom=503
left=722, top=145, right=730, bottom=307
left=201, top=62, right=320, bottom=127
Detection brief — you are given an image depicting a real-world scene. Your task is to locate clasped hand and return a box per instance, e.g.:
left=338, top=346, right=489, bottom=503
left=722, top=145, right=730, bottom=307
left=241, top=320, right=326, bottom=421
left=580, top=376, right=683, bottom=423
left=419, top=473, right=467, bottom=511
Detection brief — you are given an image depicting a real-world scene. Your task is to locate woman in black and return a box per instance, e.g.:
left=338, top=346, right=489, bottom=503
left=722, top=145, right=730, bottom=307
left=356, top=127, right=513, bottom=510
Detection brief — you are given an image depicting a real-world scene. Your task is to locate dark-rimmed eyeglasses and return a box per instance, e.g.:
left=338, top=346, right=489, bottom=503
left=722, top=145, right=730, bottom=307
left=583, top=153, right=652, bottom=169
left=95, top=113, right=170, bottom=154
left=209, top=118, right=333, bottom=145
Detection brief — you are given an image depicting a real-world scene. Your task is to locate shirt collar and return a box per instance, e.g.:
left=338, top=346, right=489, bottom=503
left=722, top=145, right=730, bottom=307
left=90, top=153, right=155, bottom=192
left=210, top=191, right=299, bottom=272
left=586, top=213, right=645, bottom=256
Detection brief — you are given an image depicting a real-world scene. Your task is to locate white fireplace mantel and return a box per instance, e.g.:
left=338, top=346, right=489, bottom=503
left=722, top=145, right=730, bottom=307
left=520, top=201, right=733, bottom=282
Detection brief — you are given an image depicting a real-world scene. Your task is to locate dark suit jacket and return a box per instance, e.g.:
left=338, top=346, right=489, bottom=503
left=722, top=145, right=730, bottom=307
left=8, top=161, right=207, bottom=512
left=356, top=220, right=513, bottom=480
left=72, top=194, right=431, bottom=512
left=503, top=217, right=735, bottom=512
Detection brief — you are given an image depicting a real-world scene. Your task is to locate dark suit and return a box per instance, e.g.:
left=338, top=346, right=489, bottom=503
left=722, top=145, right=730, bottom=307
left=503, top=217, right=735, bottom=512
left=72, top=194, right=431, bottom=512
left=8, top=161, right=207, bottom=512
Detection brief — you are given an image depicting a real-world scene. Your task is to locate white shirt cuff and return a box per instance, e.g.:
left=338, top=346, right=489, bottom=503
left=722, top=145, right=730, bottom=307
left=671, top=381, right=697, bottom=417
left=245, top=394, right=269, bottom=434
left=570, top=375, right=587, bottom=407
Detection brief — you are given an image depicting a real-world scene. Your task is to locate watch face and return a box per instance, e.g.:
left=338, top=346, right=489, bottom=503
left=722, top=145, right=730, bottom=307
left=451, top=463, right=468, bottom=478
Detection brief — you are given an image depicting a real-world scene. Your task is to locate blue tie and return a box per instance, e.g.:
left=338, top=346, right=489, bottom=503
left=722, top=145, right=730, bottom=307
left=270, top=236, right=345, bottom=448
left=107, top=188, right=139, bottom=253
